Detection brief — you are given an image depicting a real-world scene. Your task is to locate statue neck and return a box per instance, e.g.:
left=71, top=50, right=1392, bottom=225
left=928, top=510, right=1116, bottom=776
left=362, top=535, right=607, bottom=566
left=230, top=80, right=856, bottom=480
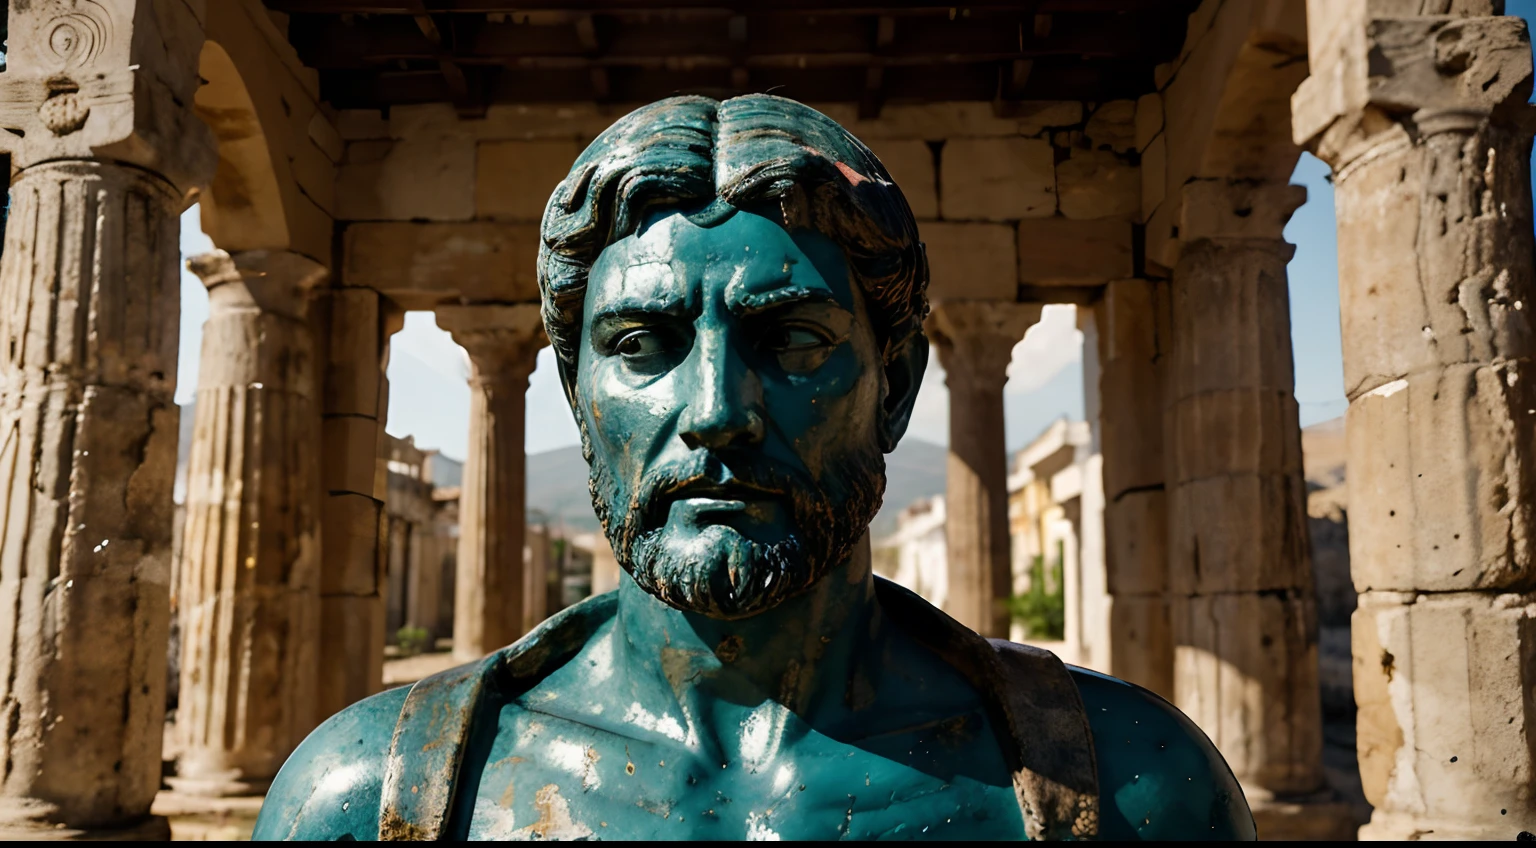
left=611, top=536, right=881, bottom=728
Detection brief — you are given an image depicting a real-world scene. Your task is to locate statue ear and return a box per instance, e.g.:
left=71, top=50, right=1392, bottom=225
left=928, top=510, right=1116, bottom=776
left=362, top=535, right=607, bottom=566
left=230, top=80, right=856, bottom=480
left=878, top=332, right=929, bottom=453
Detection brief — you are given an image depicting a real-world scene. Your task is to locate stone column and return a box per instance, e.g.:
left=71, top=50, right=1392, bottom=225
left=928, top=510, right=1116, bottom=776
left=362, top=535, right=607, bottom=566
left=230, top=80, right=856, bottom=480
left=525, top=522, right=551, bottom=632
left=1095, top=281, right=1174, bottom=698
left=1167, top=180, right=1351, bottom=839
left=316, top=290, right=399, bottom=719
left=436, top=305, right=544, bottom=660
left=927, top=301, right=1042, bottom=638
left=172, top=250, right=326, bottom=797
left=1294, top=5, right=1536, bottom=840
left=0, top=0, right=213, bottom=837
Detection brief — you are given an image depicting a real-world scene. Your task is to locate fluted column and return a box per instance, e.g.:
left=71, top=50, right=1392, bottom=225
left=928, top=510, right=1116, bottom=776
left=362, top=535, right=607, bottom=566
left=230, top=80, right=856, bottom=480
left=1167, top=179, right=1350, bottom=839
left=171, top=251, right=325, bottom=797
left=437, top=305, right=544, bottom=660
left=0, top=0, right=213, bottom=833
left=928, top=301, right=1042, bottom=638
left=1295, top=5, right=1536, bottom=840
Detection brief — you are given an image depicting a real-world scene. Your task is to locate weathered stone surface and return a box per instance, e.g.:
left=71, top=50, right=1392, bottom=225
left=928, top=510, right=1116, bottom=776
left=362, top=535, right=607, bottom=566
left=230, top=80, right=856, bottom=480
left=819, top=102, right=1023, bottom=140
left=1172, top=592, right=1324, bottom=795
left=1168, top=389, right=1304, bottom=484
left=0, top=160, right=182, bottom=830
left=1084, top=101, right=1136, bottom=154
left=1135, top=92, right=1163, bottom=151
left=1168, top=473, right=1311, bottom=595
left=320, top=494, right=386, bottom=598
left=336, top=136, right=475, bottom=222
left=1056, top=149, right=1138, bottom=220
left=1014, top=101, right=1085, bottom=137
left=324, top=415, right=384, bottom=497
left=344, top=222, right=542, bottom=309
left=174, top=250, right=326, bottom=796
left=865, top=139, right=938, bottom=220
left=320, top=288, right=382, bottom=417
left=1168, top=238, right=1297, bottom=400
left=921, top=223, right=1018, bottom=300
left=317, top=594, right=385, bottom=728
left=1140, top=134, right=1167, bottom=223
left=476, top=140, right=582, bottom=222
left=1103, top=489, right=1167, bottom=596
left=1352, top=590, right=1536, bottom=838
left=1015, top=218, right=1132, bottom=285
left=1098, top=279, right=1168, bottom=500
left=1332, top=127, right=1536, bottom=399
left=939, top=138, right=1056, bottom=221
left=436, top=305, right=546, bottom=660
left=1346, top=362, right=1536, bottom=593
left=927, top=302, right=1042, bottom=638
left=1179, top=180, right=1306, bottom=242
left=1104, top=594, right=1173, bottom=700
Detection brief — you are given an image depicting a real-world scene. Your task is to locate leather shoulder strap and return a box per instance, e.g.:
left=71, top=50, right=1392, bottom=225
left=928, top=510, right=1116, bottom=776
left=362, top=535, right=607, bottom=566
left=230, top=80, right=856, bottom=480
left=376, top=591, right=620, bottom=841
left=378, top=655, right=496, bottom=841
left=988, top=639, right=1100, bottom=840
left=872, top=578, right=1098, bottom=840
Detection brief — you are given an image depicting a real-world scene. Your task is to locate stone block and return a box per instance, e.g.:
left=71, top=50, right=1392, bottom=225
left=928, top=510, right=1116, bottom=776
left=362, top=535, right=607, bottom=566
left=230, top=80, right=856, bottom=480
left=336, top=136, right=475, bottom=222
left=1104, top=489, right=1167, bottom=594
left=319, top=492, right=384, bottom=596
left=343, top=222, right=542, bottom=309
left=1140, top=134, right=1166, bottom=223
left=1168, top=239, right=1296, bottom=399
left=1105, top=593, right=1173, bottom=700
left=321, top=288, right=381, bottom=417
left=1016, top=218, right=1132, bottom=285
left=1352, top=590, right=1536, bottom=835
left=1172, top=591, right=1323, bottom=794
left=475, top=140, right=582, bottom=221
left=317, top=594, right=384, bottom=717
left=336, top=109, right=390, bottom=141
left=1084, top=101, right=1136, bottom=154
left=1168, top=473, right=1310, bottom=595
left=921, top=223, right=1017, bottom=300
left=826, top=102, right=1022, bottom=140
left=323, top=415, right=381, bottom=498
left=1168, top=388, right=1303, bottom=484
left=1346, top=361, right=1536, bottom=593
left=939, top=138, right=1056, bottom=221
left=1333, top=139, right=1536, bottom=398
left=1135, top=93, right=1163, bottom=151
left=1015, top=101, right=1084, bottom=137
left=865, top=139, right=937, bottom=219
left=1057, top=149, right=1138, bottom=220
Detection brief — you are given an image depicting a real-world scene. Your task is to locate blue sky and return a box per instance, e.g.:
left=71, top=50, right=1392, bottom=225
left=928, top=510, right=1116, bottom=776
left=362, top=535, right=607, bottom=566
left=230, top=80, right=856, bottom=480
left=176, top=9, right=1536, bottom=460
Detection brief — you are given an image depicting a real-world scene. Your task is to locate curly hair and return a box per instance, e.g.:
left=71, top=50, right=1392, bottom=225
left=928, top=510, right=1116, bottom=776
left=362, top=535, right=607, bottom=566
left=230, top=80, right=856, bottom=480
left=536, top=94, right=930, bottom=398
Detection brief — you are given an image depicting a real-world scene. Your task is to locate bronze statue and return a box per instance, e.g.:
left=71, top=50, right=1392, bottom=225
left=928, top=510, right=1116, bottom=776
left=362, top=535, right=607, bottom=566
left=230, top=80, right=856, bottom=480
left=253, top=95, right=1253, bottom=841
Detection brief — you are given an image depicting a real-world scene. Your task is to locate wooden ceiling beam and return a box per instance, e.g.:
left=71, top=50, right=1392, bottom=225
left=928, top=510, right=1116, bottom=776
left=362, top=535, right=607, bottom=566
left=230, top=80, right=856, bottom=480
left=268, top=1, right=1162, bottom=14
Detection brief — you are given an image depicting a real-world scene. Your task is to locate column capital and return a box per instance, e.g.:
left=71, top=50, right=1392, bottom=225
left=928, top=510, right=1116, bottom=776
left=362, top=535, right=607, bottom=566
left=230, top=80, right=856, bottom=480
left=1292, top=8, right=1533, bottom=170
left=926, top=300, right=1042, bottom=393
left=0, top=0, right=216, bottom=197
left=188, top=250, right=329, bottom=320
left=435, top=304, right=546, bottom=384
left=1178, top=180, right=1306, bottom=246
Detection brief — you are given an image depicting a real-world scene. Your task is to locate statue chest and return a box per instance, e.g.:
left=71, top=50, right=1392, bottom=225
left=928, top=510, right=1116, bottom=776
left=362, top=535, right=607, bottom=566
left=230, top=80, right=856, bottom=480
left=458, top=703, right=1027, bottom=840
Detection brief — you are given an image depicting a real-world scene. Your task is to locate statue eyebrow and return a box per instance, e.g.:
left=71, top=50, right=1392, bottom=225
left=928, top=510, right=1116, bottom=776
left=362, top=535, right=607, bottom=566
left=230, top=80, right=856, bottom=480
left=731, top=286, right=845, bottom=316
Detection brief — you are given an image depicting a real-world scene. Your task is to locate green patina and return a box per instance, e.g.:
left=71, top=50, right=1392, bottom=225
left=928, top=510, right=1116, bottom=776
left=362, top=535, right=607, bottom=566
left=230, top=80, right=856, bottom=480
left=252, top=95, right=1255, bottom=842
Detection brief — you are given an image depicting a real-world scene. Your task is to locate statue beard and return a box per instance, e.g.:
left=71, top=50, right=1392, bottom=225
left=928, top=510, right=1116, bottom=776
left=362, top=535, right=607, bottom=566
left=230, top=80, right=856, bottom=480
left=586, top=443, right=885, bottom=620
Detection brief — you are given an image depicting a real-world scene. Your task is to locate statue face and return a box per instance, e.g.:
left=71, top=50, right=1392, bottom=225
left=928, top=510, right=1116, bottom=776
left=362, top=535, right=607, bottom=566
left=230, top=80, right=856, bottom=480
left=576, top=206, right=887, bottom=619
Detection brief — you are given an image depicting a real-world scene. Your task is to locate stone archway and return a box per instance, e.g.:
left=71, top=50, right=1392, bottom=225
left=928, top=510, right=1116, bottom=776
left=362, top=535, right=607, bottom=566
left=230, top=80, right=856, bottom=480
left=193, top=40, right=291, bottom=253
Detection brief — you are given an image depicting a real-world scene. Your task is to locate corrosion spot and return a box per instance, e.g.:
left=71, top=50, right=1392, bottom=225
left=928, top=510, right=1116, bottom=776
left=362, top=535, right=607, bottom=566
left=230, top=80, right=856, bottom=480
left=1381, top=649, right=1396, bottom=682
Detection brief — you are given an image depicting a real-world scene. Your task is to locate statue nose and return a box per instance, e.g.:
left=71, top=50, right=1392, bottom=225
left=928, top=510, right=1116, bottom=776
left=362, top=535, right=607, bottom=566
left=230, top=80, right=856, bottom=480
left=678, top=336, right=766, bottom=452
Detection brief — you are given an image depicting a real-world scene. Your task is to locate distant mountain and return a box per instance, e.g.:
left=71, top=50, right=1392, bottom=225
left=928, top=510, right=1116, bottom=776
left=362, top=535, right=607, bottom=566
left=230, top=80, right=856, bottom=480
left=526, top=436, right=951, bottom=539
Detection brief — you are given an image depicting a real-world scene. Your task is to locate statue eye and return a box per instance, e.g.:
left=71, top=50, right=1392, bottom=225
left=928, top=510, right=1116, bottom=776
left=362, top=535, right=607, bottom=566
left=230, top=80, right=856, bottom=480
left=615, top=329, right=666, bottom=358
left=762, top=326, right=827, bottom=353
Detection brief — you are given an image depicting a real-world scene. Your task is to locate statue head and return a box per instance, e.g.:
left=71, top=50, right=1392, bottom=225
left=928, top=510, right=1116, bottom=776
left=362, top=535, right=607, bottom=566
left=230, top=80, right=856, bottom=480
left=538, top=95, right=929, bottom=619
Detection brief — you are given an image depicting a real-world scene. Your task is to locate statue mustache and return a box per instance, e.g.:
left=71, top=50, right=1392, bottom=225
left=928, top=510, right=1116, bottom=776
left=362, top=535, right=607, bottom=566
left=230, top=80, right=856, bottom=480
left=628, top=454, right=821, bottom=531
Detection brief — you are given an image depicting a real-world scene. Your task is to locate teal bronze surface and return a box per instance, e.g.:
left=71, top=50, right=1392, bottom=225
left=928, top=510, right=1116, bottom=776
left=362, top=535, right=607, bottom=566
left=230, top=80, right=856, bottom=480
left=254, top=95, right=1255, bottom=841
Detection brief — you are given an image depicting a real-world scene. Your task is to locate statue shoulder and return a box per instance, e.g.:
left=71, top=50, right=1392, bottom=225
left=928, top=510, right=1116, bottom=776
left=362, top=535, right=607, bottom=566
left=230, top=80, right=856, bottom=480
left=251, top=684, right=410, bottom=841
left=1069, top=667, right=1256, bottom=841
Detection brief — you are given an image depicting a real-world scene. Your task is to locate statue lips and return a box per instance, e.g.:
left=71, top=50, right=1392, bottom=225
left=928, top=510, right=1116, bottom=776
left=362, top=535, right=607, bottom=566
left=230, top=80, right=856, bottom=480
left=658, top=477, right=786, bottom=527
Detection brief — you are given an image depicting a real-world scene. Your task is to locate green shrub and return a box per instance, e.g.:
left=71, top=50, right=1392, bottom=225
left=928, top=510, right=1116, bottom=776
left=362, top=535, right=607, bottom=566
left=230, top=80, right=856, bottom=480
left=396, top=625, right=432, bottom=657
left=1008, top=547, right=1065, bottom=641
